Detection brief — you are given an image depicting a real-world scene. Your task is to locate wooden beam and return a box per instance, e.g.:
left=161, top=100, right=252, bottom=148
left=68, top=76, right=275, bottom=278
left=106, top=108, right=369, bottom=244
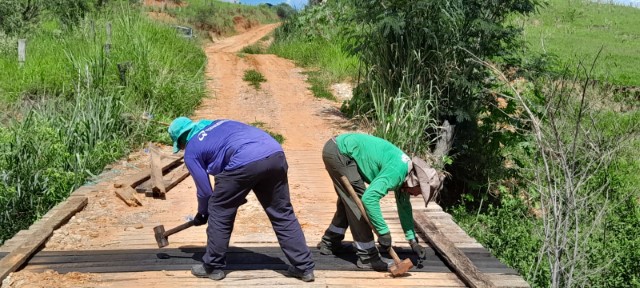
left=0, top=196, right=87, bottom=282
left=164, top=163, right=190, bottom=192
left=414, top=212, right=495, bottom=288
left=134, top=162, right=190, bottom=197
left=148, top=143, right=167, bottom=197
left=119, top=154, right=184, bottom=189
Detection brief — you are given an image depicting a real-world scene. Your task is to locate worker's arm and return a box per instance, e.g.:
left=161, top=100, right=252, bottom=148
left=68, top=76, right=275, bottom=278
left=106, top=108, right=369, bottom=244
left=361, top=177, right=392, bottom=236
left=184, top=156, right=213, bottom=215
left=395, top=190, right=416, bottom=240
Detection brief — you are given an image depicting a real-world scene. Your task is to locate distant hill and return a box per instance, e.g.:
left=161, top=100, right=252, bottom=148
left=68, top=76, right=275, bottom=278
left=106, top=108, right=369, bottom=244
left=518, top=0, right=640, bottom=86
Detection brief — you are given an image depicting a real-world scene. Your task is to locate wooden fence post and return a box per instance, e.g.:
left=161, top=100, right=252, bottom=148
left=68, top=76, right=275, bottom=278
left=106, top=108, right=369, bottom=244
left=117, top=62, right=131, bottom=86
left=106, top=22, right=112, bottom=44
left=104, top=22, right=112, bottom=56
left=90, top=20, right=95, bottom=41
left=18, top=39, right=26, bottom=68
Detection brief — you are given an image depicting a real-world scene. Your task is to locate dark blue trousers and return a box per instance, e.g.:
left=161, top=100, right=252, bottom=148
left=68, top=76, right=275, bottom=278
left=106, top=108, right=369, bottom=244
left=202, top=151, right=315, bottom=273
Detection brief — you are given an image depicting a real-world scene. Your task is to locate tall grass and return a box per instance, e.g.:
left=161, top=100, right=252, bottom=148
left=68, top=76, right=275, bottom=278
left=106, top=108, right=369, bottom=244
left=0, top=3, right=206, bottom=244
left=269, top=3, right=358, bottom=100
left=369, top=79, right=438, bottom=156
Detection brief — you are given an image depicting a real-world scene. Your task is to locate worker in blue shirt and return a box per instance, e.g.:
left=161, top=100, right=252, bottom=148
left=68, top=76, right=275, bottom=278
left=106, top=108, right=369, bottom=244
left=168, top=117, right=315, bottom=282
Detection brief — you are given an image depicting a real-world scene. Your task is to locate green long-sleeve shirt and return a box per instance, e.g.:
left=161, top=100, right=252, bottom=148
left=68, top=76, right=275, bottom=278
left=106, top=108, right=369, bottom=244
left=336, top=133, right=415, bottom=240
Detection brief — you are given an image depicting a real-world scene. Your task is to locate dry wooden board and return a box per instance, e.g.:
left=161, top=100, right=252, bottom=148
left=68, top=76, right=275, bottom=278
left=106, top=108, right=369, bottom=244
left=136, top=163, right=190, bottom=196
left=95, top=270, right=467, bottom=287
left=121, top=155, right=184, bottom=189
left=414, top=212, right=495, bottom=288
left=0, top=196, right=87, bottom=281
left=114, top=187, right=142, bottom=207
left=149, top=143, right=167, bottom=196
left=485, top=273, right=530, bottom=288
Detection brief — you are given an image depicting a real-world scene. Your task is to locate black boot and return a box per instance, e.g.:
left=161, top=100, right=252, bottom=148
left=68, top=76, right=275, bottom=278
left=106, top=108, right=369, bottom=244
left=191, top=264, right=225, bottom=280
left=317, top=241, right=355, bottom=255
left=356, top=255, right=394, bottom=272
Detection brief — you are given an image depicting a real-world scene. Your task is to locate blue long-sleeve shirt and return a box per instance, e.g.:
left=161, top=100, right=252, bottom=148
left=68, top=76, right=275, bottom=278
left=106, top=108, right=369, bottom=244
left=183, top=120, right=283, bottom=214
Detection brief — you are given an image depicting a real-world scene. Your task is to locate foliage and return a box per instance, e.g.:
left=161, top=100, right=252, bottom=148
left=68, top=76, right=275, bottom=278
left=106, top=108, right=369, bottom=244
left=452, top=196, right=548, bottom=287
left=0, top=0, right=41, bottom=35
left=165, top=0, right=279, bottom=36
left=0, top=0, right=96, bottom=35
left=270, top=2, right=358, bottom=100
left=44, top=0, right=96, bottom=28
left=466, top=55, right=640, bottom=287
left=243, top=69, right=266, bottom=89
left=0, top=3, right=205, bottom=244
left=274, top=3, right=296, bottom=19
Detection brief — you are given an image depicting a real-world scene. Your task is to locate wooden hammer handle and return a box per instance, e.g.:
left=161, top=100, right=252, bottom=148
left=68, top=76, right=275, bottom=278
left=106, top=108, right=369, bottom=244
left=164, top=220, right=195, bottom=237
left=339, top=175, right=402, bottom=264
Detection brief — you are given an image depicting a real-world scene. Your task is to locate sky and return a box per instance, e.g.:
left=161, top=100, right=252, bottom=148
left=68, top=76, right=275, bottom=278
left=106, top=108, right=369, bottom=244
left=223, top=0, right=309, bottom=9
left=596, top=0, right=640, bottom=7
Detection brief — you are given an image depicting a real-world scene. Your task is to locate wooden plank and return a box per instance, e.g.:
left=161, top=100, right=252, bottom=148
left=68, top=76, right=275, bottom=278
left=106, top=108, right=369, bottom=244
left=22, top=246, right=454, bottom=275
left=114, top=187, right=142, bottom=207
left=149, top=143, right=167, bottom=197
left=95, top=270, right=466, bottom=287
left=164, top=163, right=190, bottom=192
left=135, top=163, right=190, bottom=196
left=18, top=39, right=26, bottom=67
left=485, top=273, right=530, bottom=288
left=414, top=212, right=495, bottom=288
left=0, top=196, right=87, bottom=282
left=122, top=155, right=184, bottom=189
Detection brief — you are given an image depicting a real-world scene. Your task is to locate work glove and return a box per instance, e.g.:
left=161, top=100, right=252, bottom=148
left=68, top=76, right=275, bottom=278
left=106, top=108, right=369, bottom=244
left=409, top=239, right=427, bottom=259
left=193, top=212, right=208, bottom=226
left=378, top=233, right=392, bottom=251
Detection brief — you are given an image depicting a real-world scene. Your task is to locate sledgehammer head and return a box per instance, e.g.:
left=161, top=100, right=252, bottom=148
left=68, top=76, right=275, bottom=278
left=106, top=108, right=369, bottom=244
left=154, top=225, right=169, bottom=248
left=389, top=258, right=414, bottom=277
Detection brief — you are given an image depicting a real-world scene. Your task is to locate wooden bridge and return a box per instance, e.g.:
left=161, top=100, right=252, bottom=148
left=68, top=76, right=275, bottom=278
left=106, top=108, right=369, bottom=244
left=0, top=150, right=529, bottom=287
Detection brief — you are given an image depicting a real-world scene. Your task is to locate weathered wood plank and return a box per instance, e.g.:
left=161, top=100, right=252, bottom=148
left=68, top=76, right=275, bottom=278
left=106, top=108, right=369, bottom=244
left=0, top=196, right=87, bottom=281
left=135, top=163, right=190, bottom=196
left=120, top=154, right=184, bottom=189
left=114, top=187, right=142, bottom=207
left=149, top=143, right=167, bottom=197
left=414, top=212, right=495, bottom=288
left=95, top=270, right=466, bottom=287
left=22, top=247, right=451, bottom=274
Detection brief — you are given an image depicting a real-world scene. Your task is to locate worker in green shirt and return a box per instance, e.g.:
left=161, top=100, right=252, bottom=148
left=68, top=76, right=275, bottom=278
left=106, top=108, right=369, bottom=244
left=318, top=133, right=440, bottom=271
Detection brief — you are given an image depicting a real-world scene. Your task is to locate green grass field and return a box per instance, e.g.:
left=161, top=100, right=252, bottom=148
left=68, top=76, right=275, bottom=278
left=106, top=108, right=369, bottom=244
left=517, top=0, right=640, bottom=86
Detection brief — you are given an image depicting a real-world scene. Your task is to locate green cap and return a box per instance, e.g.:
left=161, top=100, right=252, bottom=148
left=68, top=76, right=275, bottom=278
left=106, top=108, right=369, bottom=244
left=168, top=117, right=196, bottom=153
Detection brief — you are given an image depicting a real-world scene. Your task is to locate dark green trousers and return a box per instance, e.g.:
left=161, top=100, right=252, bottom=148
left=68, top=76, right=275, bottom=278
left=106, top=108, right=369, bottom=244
left=320, top=138, right=380, bottom=261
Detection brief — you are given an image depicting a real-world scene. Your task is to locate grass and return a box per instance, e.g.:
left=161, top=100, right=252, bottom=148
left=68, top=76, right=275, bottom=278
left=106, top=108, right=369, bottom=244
left=0, top=3, right=206, bottom=244
left=250, top=121, right=284, bottom=144
left=304, top=71, right=335, bottom=101
left=269, top=38, right=358, bottom=100
left=243, top=69, right=266, bottom=89
left=240, top=43, right=266, bottom=54
left=516, top=0, right=640, bottom=86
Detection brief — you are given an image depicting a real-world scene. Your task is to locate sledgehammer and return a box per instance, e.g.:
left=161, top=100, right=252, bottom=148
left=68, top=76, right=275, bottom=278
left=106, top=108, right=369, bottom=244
left=154, top=220, right=195, bottom=248
left=339, top=176, right=414, bottom=277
